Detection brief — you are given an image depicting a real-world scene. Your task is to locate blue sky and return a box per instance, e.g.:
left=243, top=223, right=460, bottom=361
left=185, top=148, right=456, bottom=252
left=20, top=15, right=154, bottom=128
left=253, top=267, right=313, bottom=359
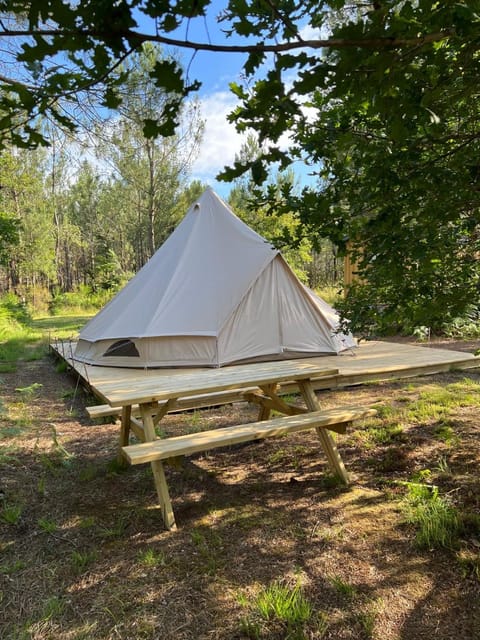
left=134, top=2, right=318, bottom=198
left=146, top=4, right=253, bottom=196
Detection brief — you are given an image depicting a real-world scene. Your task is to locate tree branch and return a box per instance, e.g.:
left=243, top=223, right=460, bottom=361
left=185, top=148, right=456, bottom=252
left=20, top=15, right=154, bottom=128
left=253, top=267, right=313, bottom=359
left=0, top=27, right=454, bottom=53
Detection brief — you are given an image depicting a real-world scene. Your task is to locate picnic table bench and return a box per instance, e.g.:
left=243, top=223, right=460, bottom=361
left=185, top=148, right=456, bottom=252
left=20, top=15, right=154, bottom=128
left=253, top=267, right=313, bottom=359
left=92, top=360, right=377, bottom=530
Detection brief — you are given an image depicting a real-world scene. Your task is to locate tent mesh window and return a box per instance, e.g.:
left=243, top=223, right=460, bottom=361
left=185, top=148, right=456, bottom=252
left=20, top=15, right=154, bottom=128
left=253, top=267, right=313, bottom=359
left=103, top=340, right=140, bottom=357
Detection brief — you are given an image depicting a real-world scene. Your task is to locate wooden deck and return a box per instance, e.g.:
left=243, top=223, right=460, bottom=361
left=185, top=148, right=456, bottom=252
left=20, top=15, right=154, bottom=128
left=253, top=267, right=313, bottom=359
left=51, top=340, right=480, bottom=412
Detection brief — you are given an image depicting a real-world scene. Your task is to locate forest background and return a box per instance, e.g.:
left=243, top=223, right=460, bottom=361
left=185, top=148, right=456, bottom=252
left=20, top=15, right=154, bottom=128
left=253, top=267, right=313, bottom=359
left=0, top=44, right=340, bottom=326
left=0, top=1, right=479, bottom=341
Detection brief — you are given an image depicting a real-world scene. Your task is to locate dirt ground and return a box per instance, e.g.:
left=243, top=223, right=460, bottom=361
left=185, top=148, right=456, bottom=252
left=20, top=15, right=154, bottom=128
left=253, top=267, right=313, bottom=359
left=1, top=338, right=480, bottom=639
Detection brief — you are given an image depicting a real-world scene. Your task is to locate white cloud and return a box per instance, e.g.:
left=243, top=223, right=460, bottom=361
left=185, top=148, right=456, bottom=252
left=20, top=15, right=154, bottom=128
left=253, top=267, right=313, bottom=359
left=191, top=91, right=247, bottom=192
left=191, top=85, right=318, bottom=197
left=299, top=22, right=331, bottom=41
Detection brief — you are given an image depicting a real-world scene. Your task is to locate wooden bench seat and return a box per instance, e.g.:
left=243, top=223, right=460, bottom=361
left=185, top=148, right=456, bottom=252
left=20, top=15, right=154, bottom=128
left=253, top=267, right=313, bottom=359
left=87, top=404, right=125, bottom=419
left=122, top=405, right=377, bottom=529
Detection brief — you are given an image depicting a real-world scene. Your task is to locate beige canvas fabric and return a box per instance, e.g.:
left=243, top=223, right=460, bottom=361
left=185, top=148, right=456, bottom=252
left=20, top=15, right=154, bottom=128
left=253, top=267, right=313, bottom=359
left=74, top=188, right=355, bottom=368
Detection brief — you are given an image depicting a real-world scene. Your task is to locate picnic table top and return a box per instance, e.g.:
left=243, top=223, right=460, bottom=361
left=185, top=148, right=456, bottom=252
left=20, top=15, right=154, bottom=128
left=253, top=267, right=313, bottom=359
left=52, top=340, right=480, bottom=409
left=93, top=359, right=340, bottom=407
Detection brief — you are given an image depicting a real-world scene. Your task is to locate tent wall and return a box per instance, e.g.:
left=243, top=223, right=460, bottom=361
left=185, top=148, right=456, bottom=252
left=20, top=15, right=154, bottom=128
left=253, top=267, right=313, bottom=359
left=74, top=335, right=219, bottom=368
left=73, top=188, right=355, bottom=368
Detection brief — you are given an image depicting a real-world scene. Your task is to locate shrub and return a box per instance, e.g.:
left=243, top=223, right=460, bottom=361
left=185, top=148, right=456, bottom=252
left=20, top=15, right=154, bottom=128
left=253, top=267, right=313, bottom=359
left=48, top=285, right=117, bottom=315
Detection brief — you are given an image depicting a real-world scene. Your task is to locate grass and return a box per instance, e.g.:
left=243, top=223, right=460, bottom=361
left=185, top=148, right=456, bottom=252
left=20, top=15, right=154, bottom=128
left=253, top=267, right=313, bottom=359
left=37, top=516, right=58, bottom=533
left=0, top=559, right=27, bottom=574
left=328, top=575, right=357, bottom=599
left=1, top=502, right=23, bottom=524
left=0, top=301, right=92, bottom=369
left=355, top=599, right=381, bottom=639
left=190, top=527, right=224, bottom=575
left=41, top=595, right=66, bottom=621
left=138, top=548, right=166, bottom=567
left=402, top=482, right=460, bottom=549
left=238, top=579, right=318, bottom=640
left=71, top=550, right=98, bottom=574
left=1, top=316, right=480, bottom=639
left=433, top=422, right=460, bottom=445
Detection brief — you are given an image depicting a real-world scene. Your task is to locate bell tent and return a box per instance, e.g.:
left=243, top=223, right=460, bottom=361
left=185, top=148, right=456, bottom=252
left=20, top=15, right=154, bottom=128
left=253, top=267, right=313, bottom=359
left=74, top=188, right=355, bottom=368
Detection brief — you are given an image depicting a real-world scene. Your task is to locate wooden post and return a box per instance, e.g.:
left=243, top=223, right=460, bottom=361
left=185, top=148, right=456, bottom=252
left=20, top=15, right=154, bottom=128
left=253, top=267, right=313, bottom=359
left=256, top=383, right=279, bottom=421
left=344, top=241, right=364, bottom=290
left=139, top=403, right=177, bottom=531
left=117, top=405, right=132, bottom=465
left=298, top=380, right=350, bottom=484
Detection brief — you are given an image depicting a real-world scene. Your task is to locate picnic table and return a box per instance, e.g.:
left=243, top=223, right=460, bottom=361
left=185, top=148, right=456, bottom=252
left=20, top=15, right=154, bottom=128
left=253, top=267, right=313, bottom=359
left=93, top=359, right=376, bottom=530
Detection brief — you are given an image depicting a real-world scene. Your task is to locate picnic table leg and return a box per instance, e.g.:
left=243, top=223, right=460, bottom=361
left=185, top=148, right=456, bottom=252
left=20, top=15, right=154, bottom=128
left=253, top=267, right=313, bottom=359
left=117, top=405, right=132, bottom=465
left=298, top=380, right=350, bottom=485
left=256, top=383, right=278, bottom=421
left=139, top=404, right=177, bottom=531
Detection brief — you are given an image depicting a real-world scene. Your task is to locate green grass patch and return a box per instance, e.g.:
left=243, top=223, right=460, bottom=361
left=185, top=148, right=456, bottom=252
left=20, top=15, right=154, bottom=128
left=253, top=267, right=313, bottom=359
left=402, top=483, right=460, bottom=549
left=71, top=550, right=98, bottom=575
left=41, top=595, right=66, bottom=621
left=0, top=292, right=92, bottom=365
left=37, top=517, right=58, bottom=533
left=0, top=443, right=20, bottom=463
left=0, top=559, right=27, bottom=574
left=190, top=527, right=224, bottom=575
left=433, top=422, right=460, bottom=445
left=238, top=579, right=322, bottom=640
left=138, top=548, right=166, bottom=568
left=364, top=422, right=405, bottom=446
left=31, top=314, right=93, bottom=334
left=1, top=502, right=23, bottom=524
left=328, top=575, right=357, bottom=599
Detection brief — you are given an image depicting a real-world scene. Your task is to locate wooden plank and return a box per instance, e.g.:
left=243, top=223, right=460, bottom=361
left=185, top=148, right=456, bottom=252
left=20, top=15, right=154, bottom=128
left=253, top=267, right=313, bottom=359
left=53, top=341, right=480, bottom=412
left=117, top=405, right=132, bottom=464
left=123, top=406, right=377, bottom=465
left=298, top=380, right=350, bottom=484
left=152, top=398, right=177, bottom=426
left=86, top=389, right=250, bottom=418
left=139, top=403, right=176, bottom=531
left=256, top=383, right=277, bottom=421
left=129, top=417, right=146, bottom=442
left=98, top=363, right=340, bottom=407
left=243, top=392, right=307, bottom=416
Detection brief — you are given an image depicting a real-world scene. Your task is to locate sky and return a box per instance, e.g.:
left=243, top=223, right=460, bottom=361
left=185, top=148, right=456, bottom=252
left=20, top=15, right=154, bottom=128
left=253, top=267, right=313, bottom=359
left=118, top=2, right=322, bottom=199
left=140, top=2, right=318, bottom=198
left=160, top=7, right=254, bottom=196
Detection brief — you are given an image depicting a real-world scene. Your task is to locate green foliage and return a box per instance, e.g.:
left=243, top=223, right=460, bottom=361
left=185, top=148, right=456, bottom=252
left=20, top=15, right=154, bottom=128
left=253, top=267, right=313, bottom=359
left=0, top=293, right=30, bottom=326
left=0, top=1, right=479, bottom=329
left=0, top=211, right=21, bottom=266
left=37, top=517, right=58, bottom=533
left=328, top=575, right=357, bottom=599
left=314, top=285, right=341, bottom=308
left=0, top=294, right=46, bottom=365
left=138, top=548, right=166, bottom=568
left=1, top=502, right=23, bottom=525
left=402, top=483, right=460, bottom=549
left=49, top=285, right=116, bottom=315
left=71, top=550, right=98, bottom=575
left=221, top=3, right=480, bottom=333
left=443, top=307, right=480, bottom=339
left=433, top=423, right=459, bottom=446
left=238, top=579, right=318, bottom=640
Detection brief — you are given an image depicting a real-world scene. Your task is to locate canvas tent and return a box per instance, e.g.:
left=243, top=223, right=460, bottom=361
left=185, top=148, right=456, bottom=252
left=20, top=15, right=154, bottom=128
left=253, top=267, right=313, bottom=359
left=74, top=188, right=355, bottom=368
